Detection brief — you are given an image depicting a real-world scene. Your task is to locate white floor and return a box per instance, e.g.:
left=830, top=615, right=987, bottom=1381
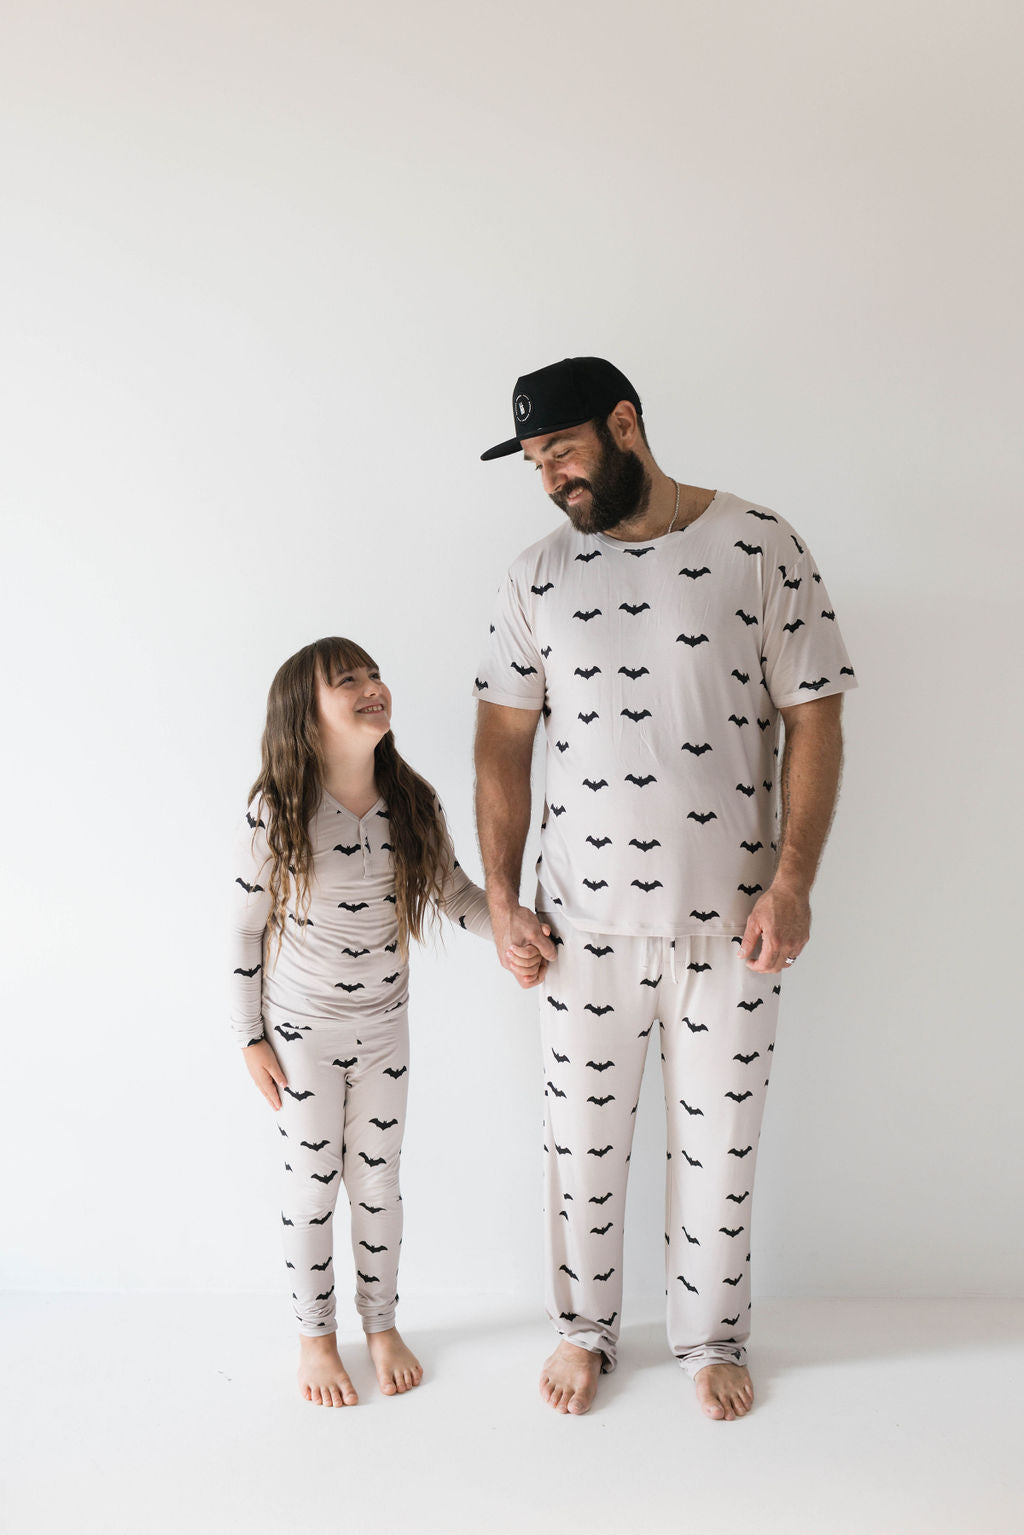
left=1, top=1294, right=1021, bottom=1535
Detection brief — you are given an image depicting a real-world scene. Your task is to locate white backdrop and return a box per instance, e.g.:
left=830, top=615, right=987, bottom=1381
left=2, top=0, right=1021, bottom=1309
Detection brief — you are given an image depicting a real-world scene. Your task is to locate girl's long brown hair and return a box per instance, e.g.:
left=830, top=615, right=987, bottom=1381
left=248, top=637, right=449, bottom=962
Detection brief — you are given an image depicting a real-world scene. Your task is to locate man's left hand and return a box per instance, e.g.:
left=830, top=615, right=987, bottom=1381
left=738, top=882, right=811, bottom=973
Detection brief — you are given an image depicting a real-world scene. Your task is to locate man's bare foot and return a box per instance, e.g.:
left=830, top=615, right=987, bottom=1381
left=365, top=1327, right=423, bottom=1396
left=540, top=1339, right=603, bottom=1415
left=694, top=1362, right=754, bottom=1420
left=297, top=1333, right=359, bottom=1406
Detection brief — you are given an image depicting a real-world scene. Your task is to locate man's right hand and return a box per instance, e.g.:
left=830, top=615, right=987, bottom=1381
left=491, top=902, right=558, bottom=988
left=242, top=1038, right=289, bottom=1110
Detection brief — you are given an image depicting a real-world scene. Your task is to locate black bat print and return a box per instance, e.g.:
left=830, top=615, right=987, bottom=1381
left=763, top=779, right=773, bottom=790
left=541, top=645, right=552, bottom=657
left=380, top=841, right=394, bottom=852
left=334, top=842, right=360, bottom=855
left=334, top=982, right=364, bottom=993
left=621, top=708, right=652, bottom=722
left=576, top=549, right=602, bottom=562
left=284, top=1163, right=292, bottom=1172
left=301, top=1138, right=330, bottom=1152
left=632, top=880, right=663, bottom=892
left=593, top=1268, right=615, bottom=1281
left=727, top=1191, right=751, bottom=1204
left=586, top=835, right=611, bottom=849
left=677, top=1274, right=699, bottom=1293
left=547, top=996, right=569, bottom=1011
left=721, top=1315, right=740, bottom=1326
left=584, top=943, right=613, bottom=956
left=384, top=1066, right=408, bottom=1078
left=684, top=1017, right=708, bottom=1033
left=511, top=661, right=538, bottom=675
left=597, top=1312, right=618, bottom=1328
left=310, top=1259, right=331, bottom=1270
left=559, top=1311, right=577, bottom=1321
left=732, top=669, right=750, bottom=684
left=676, top=632, right=710, bottom=646
left=623, top=546, right=654, bottom=558
left=332, top=1056, right=358, bottom=1069
left=729, top=714, right=748, bottom=727
left=573, top=609, right=602, bottom=622
left=281, top=1213, right=294, bottom=1226
left=288, top=913, right=314, bottom=926
left=359, top=1202, right=384, bottom=1215
left=554, top=1143, right=572, bottom=1155
left=625, top=773, right=656, bottom=787
left=370, top=1117, right=398, bottom=1130
left=381, top=972, right=400, bottom=985
left=619, top=665, right=649, bottom=679
left=574, top=665, right=601, bottom=678
left=688, top=810, right=717, bottom=823
left=357, top=1271, right=379, bottom=1284
left=737, top=998, right=764, bottom=1012
left=821, top=609, right=835, bottom=621
left=679, top=566, right=710, bottom=579
left=583, top=778, right=608, bottom=791
left=734, top=540, right=762, bottom=556
left=360, top=1241, right=387, bottom=1253
left=375, top=808, right=389, bottom=817
left=234, top=878, right=265, bottom=894
left=735, top=783, right=755, bottom=797
left=531, top=582, right=554, bottom=595
left=546, top=1080, right=567, bottom=1098
left=552, top=1048, right=570, bottom=1063
left=582, top=878, right=608, bottom=891
left=688, top=961, right=712, bottom=972
left=681, top=1150, right=703, bottom=1166
left=246, top=810, right=266, bottom=828
left=735, top=610, right=758, bottom=626
left=556, top=740, right=569, bottom=752
left=682, top=1225, right=700, bottom=1245
left=738, top=883, right=763, bottom=897
left=725, top=1091, right=753, bottom=1103
left=791, top=534, right=804, bottom=553
left=740, top=840, right=764, bottom=853
left=589, top=1192, right=613, bottom=1204
left=341, top=947, right=370, bottom=959
left=559, top=1264, right=579, bottom=1280
left=680, top=1098, right=704, bottom=1117
left=234, top=964, right=261, bottom=977
left=723, top=1275, right=743, bottom=1286
left=284, top=1086, right=314, bottom=1101
left=584, top=1004, right=614, bottom=1016
left=586, top=1057, right=615, bottom=1069
left=591, top=1222, right=613, bottom=1235
left=550, top=803, right=566, bottom=815
left=783, top=577, right=801, bottom=590
left=311, top=1169, right=339, bottom=1184
left=681, top=742, right=712, bottom=755
left=337, top=901, right=369, bottom=912
left=578, top=711, right=599, bottom=723
left=310, top=1211, right=332, bottom=1224
left=746, top=509, right=777, bottom=522
left=474, top=678, right=489, bottom=690
left=783, top=619, right=805, bottom=634
left=278, top=1125, right=288, bottom=1137
left=734, top=1052, right=760, bottom=1064
left=689, top=909, right=720, bottom=921
left=588, top=1146, right=613, bottom=1158
left=385, top=940, right=397, bottom=953
left=799, top=677, right=830, bottom=691
left=840, top=665, right=854, bottom=676
left=728, top=1146, right=753, bottom=1158
left=620, top=602, right=650, bottom=616
left=588, top=1094, right=615, bottom=1106
left=359, top=1152, right=386, bottom=1168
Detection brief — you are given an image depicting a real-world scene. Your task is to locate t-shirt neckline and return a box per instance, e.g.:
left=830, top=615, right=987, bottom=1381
left=592, top=489, right=721, bottom=551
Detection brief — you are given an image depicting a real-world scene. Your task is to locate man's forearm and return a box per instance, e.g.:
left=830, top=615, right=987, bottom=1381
left=475, top=743, right=534, bottom=911
left=772, top=709, right=844, bottom=896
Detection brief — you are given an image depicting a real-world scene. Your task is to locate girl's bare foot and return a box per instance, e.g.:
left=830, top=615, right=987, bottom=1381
left=297, top=1333, right=359, bottom=1406
left=694, top=1361, right=754, bottom=1420
left=540, top=1339, right=603, bottom=1415
left=365, top=1327, right=423, bottom=1395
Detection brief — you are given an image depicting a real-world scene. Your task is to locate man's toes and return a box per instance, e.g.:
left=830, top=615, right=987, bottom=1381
left=381, top=1374, right=398, bottom=1395
left=703, top=1396, right=725, bottom=1419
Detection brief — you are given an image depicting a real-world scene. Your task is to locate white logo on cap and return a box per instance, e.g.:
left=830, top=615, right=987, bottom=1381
left=514, top=393, right=532, bottom=423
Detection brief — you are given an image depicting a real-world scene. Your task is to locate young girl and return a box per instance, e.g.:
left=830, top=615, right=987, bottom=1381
left=230, top=636, right=543, bottom=1406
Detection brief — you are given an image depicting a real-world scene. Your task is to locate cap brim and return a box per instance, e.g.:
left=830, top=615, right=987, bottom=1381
left=480, top=437, right=522, bottom=462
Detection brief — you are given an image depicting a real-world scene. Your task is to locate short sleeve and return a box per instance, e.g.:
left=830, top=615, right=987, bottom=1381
left=471, top=569, right=546, bottom=710
left=760, top=536, right=858, bottom=709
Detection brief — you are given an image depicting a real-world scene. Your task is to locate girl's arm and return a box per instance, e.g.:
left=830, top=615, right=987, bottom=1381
left=437, top=841, right=493, bottom=940
left=229, top=805, right=275, bottom=1048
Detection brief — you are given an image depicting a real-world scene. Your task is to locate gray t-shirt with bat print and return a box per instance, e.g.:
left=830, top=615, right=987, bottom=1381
left=472, top=490, right=857, bottom=940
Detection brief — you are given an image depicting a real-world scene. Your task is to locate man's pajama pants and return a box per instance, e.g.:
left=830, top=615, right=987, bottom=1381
left=270, top=1006, right=410, bottom=1337
left=539, top=923, right=782, bottom=1378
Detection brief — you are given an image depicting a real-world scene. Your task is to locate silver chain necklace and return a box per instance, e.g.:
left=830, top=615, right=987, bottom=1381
left=665, top=479, right=681, bottom=535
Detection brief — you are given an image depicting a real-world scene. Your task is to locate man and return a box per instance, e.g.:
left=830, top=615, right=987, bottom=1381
left=472, top=356, right=856, bottom=1419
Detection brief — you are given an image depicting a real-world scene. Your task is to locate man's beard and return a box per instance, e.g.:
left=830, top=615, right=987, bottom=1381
left=551, top=422, right=651, bottom=535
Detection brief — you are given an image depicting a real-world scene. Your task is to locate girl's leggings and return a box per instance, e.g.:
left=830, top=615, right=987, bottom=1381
left=270, top=1005, right=410, bottom=1336
left=539, top=926, right=782, bottom=1378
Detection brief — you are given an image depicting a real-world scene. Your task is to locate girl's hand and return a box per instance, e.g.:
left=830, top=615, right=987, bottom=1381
left=242, top=1038, right=289, bottom=1111
left=506, top=934, right=549, bottom=989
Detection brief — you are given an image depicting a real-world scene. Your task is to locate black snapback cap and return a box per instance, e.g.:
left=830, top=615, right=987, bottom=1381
left=480, top=356, right=642, bottom=461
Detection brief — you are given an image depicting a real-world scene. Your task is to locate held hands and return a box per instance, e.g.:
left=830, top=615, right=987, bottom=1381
left=738, top=880, right=811, bottom=973
left=493, top=902, right=559, bottom=989
left=243, top=1038, right=289, bottom=1110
